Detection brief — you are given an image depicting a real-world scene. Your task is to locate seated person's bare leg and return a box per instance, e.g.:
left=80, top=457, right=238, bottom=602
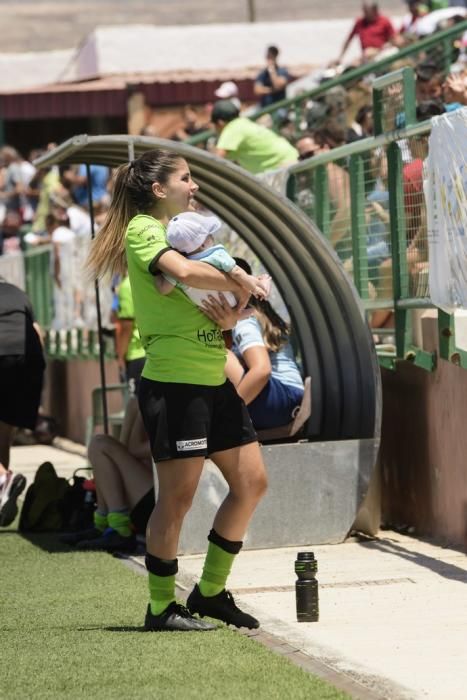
left=85, top=433, right=154, bottom=541
left=88, top=434, right=153, bottom=513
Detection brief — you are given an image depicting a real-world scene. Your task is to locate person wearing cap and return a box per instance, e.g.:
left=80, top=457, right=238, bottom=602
left=214, top=81, right=241, bottom=111
left=155, top=211, right=270, bottom=307
left=212, top=100, right=298, bottom=174
left=254, top=46, right=290, bottom=109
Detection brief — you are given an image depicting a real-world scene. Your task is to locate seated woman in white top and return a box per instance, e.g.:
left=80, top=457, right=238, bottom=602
left=224, top=259, right=304, bottom=431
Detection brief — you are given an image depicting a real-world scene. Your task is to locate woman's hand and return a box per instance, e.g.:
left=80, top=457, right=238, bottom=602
left=201, top=293, right=253, bottom=330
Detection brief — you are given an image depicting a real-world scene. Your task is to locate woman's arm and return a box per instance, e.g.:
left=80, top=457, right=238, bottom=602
left=114, top=319, right=133, bottom=377
left=235, top=345, right=271, bottom=405
left=33, top=321, right=44, bottom=348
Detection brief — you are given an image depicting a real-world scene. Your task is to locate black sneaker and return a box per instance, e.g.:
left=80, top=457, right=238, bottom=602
left=144, top=602, right=217, bottom=632
left=77, top=528, right=137, bottom=553
left=0, top=472, right=26, bottom=527
left=187, top=584, right=260, bottom=629
left=60, top=527, right=102, bottom=546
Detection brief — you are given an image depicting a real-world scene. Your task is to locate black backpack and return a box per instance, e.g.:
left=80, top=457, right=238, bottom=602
left=19, top=462, right=95, bottom=532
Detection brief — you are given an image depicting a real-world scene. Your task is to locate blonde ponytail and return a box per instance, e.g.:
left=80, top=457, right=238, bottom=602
left=86, top=163, right=134, bottom=280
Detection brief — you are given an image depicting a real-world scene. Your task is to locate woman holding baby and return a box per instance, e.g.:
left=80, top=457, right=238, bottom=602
left=86, top=149, right=267, bottom=633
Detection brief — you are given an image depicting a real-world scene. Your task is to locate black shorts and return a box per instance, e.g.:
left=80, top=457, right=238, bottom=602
left=138, top=377, right=257, bottom=462
left=0, top=354, right=45, bottom=429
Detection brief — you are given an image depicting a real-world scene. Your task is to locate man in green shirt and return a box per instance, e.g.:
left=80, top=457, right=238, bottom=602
left=212, top=100, right=298, bottom=174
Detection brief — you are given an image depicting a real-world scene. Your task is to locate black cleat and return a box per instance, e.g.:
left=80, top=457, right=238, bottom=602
left=77, top=528, right=137, bottom=553
left=60, top=527, right=102, bottom=546
left=187, top=584, right=260, bottom=629
left=144, top=602, right=217, bottom=632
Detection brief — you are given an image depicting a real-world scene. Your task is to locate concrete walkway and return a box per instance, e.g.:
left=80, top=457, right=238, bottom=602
left=10, top=444, right=467, bottom=700
left=177, top=536, right=467, bottom=700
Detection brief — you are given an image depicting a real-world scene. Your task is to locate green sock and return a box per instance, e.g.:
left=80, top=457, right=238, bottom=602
left=199, top=541, right=237, bottom=598
left=93, top=510, right=108, bottom=532
left=107, top=510, right=132, bottom=537
left=148, top=572, right=176, bottom=615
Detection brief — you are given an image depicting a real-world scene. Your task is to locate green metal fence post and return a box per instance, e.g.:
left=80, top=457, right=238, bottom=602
left=286, top=172, right=296, bottom=203
left=373, top=85, right=385, bottom=137
left=24, top=247, right=53, bottom=328
left=441, top=37, right=453, bottom=74
left=438, top=309, right=467, bottom=368
left=402, top=67, right=416, bottom=129
left=314, top=165, right=330, bottom=238
left=349, top=154, right=369, bottom=299
left=387, top=141, right=410, bottom=358
left=387, top=141, right=435, bottom=370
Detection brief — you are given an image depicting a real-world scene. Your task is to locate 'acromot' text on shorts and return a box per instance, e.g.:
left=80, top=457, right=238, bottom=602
left=176, top=438, right=208, bottom=452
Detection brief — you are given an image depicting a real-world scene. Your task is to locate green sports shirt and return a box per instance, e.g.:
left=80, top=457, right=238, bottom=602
left=117, top=275, right=145, bottom=362
left=125, top=214, right=226, bottom=385
left=216, top=117, right=298, bottom=174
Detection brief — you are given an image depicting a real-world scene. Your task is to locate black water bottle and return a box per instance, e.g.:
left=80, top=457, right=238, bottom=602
left=295, top=551, right=319, bottom=622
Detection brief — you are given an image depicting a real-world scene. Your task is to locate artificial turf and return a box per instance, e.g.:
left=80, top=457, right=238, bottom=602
left=0, top=531, right=349, bottom=700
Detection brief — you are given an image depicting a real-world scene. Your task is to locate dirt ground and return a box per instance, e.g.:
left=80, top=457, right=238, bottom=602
left=1, top=0, right=398, bottom=52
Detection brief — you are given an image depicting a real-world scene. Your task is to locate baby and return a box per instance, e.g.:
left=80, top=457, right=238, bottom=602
left=155, top=211, right=270, bottom=307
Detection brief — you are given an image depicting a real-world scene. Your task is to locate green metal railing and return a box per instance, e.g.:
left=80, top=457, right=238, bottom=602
left=44, top=327, right=115, bottom=360
left=188, top=19, right=467, bottom=147
left=24, top=245, right=53, bottom=328
left=286, top=67, right=467, bottom=371
left=23, top=245, right=115, bottom=360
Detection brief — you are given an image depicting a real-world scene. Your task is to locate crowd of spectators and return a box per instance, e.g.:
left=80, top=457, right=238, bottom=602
left=1, top=0, right=466, bottom=339
left=0, top=147, right=112, bottom=328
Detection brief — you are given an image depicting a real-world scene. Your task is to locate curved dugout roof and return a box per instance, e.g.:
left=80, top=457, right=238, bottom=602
left=35, top=134, right=381, bottom=441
